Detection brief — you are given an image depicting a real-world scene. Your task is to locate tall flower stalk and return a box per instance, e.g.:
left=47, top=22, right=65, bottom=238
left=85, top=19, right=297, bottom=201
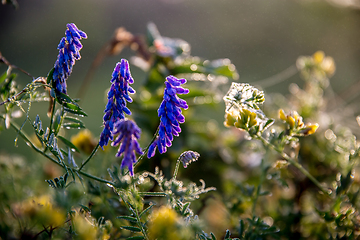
left=99, top=59, right=135, bottom=149
left=52, top=23, right=87, bottom=94
left=148, top=75, right=189, bottom=158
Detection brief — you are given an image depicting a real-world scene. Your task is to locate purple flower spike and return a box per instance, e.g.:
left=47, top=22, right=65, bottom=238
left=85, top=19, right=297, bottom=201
left=147, top=75, right=189, bottom=158
left=111, top=119, right=143, bottom=176
left=52, top=23, right=87, bottom=94
left=99, top=59, right=135, bottom=148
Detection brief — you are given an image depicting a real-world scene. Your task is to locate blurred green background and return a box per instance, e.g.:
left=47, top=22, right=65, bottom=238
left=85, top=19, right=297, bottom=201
left=1, top=0, right=360, bottom=155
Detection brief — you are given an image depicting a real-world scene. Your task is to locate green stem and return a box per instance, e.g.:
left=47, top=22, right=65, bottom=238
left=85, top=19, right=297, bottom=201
left=119, top=192, right=149, bottom=240
left=256, top=134, right=331, bottom=197
left=77, top=170, right=113, bottom=185
left=173, top=156, right=181, bottom=180
left=123, top=126, right=160, bottom=177
left=1, top=115, right=114, bottom=186
left=43, top=100, right=56, bottom=153
left=48, top=100, right=56, bottom=138
left=134, top=126, right=160, bottom=168
left=79, top=143, right=99, bottom=171
left=138, top=192, right=167, bottom=197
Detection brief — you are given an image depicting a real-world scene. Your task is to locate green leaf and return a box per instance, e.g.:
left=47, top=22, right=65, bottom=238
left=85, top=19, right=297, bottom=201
left=55, top=91, right=77, bottom=105
left=57, top=135, right=80, bottom=153
left=210, top=232, right=217, bottom=240
left=0, top=72, right=7, bottom=84
left=63, top=105, right=87, bottom=117
left=64, top=116, right=86, bottom=127
left=62, top=122, right=86, bottom=129
left=52, top=111, right=62, bottom=135
left=117, top=216, right=137, bottom=223
left=181, top=202, right=191, bottom=215
left=238, top=219, right=244, bottom=237
left=126, top=236, right=145, bottom=240
left=263, top=119, right=275, bottom=130
left=46, top=180, right=56, bottom=189
left=79, top=204, right=90, bottom=212
left=139, top=203, right=154, bottom=217
left=121, top=226, right=141, bottom=232
left=224, top=229, right=231, bottom=239
left=46, top=68, right=55, bottom=85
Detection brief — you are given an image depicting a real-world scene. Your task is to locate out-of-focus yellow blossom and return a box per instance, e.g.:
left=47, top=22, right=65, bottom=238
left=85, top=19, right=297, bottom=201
left=313, top=51, right=335, bottom=77
left=278, top=109, right=304, bottom=129
left=279, top=109, right=286, bottom=121
left=71, top=129, right=97, bottom=155
left=19, top=195, right=66, bottom=227
left=296, top=51, right=336, bottom=86
left=300, top=123, right=319, bottom=136
left=148, top=206, right=181, bottom=240
left=312, top=51, right=325, bottom=64
left=279, top=109, right=319, bottom=136
left=273, top=160, right=290, bottom=169
left=72, top=213, right=98, bottom=240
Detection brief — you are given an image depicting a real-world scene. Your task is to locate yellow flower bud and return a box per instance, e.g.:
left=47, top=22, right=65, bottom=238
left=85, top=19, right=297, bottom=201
left=313, top=51, right=325, bottom=64
left=301, top=123, right=319, bottom=135
left=287, top=116, right=295, bottom=129
left=279, top=109, right=286, bottom=121
left=248, top=111, right=257, bottom=128
left=224, top=110, right=238, bottom=127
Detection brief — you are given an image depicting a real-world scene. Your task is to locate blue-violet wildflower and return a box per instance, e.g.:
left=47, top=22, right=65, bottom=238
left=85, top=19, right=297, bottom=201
left=112, top=119, right=143, bottom=176
left=147, top=75, right=189, bottom=158
left=99, top=59, right=135, bottom=148
left=179, top=150, right=200, bottom=168
left=52, top=23, right=87, bottom=94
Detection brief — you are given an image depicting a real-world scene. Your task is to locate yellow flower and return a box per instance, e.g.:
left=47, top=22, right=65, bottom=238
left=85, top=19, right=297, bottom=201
left=71, top=129, right=97, bottom=155
left=313, top=51, right=325, bottom=64
left=300, top=123, right=319, bottom=136
left=279, top=110, right=304, bottom=129
left=279, top=109, right=286, bottom=121
left=148, top=206, right=181, bottom=240
left=224, top=109, right=238, bottom=127
left=321, top=56, right=336, bottom=77
left=72, top=213, right=98, bottom=240
left=21, top=195, right=66, bottom=227
left=287, top=115, right=295, bottom=129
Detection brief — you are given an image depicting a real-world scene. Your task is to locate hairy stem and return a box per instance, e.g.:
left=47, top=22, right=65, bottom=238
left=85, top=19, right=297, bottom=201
left=256, top=134, right=331, bottom=197
left=119, top=192, right=149, bottom=240
left=173, top=156, right=181, bottom=180
left=1, top=115, right=114, bottom=185
left=79, top=143, right=100, bottom=171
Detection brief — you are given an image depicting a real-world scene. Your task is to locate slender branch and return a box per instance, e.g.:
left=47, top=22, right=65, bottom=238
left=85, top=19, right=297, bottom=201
left=77, top=170, right=113, bottom=185
left=0, top=114, right=62, bottom=166
left=48, top=100, right=57, bottom=138
left=122, top=126, right=160, bottom=177
left=251, top=65, right=298, bottom=88
left=256, top=134, right=331, bottom=197
left=1, top=114, right=114, bottom=185
left=0, top=52, right=34, bottom=79
left=79, top=143, right=100, bottom=171
left=173, top=155, right=181, bottom=179
left=138, top=192, right=167, bottom=197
